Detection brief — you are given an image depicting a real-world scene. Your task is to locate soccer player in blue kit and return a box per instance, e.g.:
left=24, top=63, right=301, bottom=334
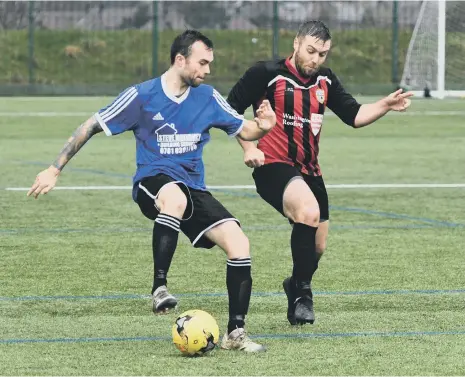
left=28, top=30, right=276, bottom=352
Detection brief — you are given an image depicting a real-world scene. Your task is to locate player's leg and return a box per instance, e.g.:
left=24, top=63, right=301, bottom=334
left=180, top=190, right=265, bottom=352
left=282, top=178, right=320, bottom=325
left=316, top=221, right=329, bottom=257
left=136, top=175, right=192, bottom=314
left=315, top=220, right=329, bottom=266
left=284, top=175, right=330, bottom=324
left=206, top=221, right=251, bottom=333
left=286, top=221, right=328, bottom=319
left=253, top=163, right=319, bottom=324
left=306, top=175, right=330, bottom=276
left=205, top=221, right=265, bottom=352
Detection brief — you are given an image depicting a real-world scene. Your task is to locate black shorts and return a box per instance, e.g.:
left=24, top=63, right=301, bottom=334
left=136, top=174, right=239, bottom=249
left=252, top=162, right=329, bottom=222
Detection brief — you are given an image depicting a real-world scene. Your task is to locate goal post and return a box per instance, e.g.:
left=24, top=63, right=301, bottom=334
left=437, top=0, right=446, bottom=99
left=400, top=0, right=465, bottom=98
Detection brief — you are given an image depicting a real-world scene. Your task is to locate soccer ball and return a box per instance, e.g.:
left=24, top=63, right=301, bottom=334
left=172, top=309, right=219, bottom=356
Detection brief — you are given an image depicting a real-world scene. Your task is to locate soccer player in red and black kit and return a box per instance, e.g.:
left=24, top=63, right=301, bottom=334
left=227, top=20, right=413, bottom=325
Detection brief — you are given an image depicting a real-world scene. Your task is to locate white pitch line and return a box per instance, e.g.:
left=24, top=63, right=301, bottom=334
left=5, top=186, right=133, bottom=191
left=326, top=183, right=465, bottom=188
left=1, top=111, right=465, bottom=117
left=393, top=111, right=465, bottom=116
left=5, top=183, right=465, bottom=191
left=0, top=112, right=90, bottom=117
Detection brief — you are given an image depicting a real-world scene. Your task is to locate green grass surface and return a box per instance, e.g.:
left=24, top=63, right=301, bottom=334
left=0, top=97, right=465, bottom=375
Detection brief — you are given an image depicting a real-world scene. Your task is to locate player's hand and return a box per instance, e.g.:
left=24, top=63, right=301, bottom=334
left=255, top=100, right=276, bottom=132
left=244, top=147, right=265, bottom=168
left=27, top=166, right=60, bottom=199
left=384, top=89, right=414, bottom=112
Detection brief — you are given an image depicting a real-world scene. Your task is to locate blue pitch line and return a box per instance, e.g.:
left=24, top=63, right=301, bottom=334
left=2, top=329, right=465, bottom=345
left=255, top=329, right=465, bottom=340
left=0, top=335, right=168, bottom=345
left=0, top=227, right=153, bottom=235
left=210, top=190, right=465, bottom=228
left=11, top=160, right=132, bottom=179
left=1, top=288, right=464, bottom=302
left=0, top=223, right=460, bottom=235
left=212, top=189, right=258, bottom=198
left=3, top=170, right=463, bottom=227
left=330, top=205, right=464, bottom=228
left=0, top=293, right=147, bottom=301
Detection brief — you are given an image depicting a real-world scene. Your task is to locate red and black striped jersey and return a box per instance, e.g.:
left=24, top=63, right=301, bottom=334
left=227, top=58, right=361, bottom=176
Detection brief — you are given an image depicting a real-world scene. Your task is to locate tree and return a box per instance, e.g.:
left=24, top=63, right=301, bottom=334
left=119, top=2, right=151, bottom=29
left=174, top=1, right=230, bottom=29
left=0, top=1, right=28, bottom=30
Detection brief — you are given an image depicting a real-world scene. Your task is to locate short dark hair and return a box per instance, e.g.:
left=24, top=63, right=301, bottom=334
left=170, top=30, right=214, bottom=65
left=296, top=20, right=331, bottom=42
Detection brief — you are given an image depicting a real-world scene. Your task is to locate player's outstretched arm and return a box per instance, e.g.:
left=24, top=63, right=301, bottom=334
left=235, top=137, right=265, bottom=168
left=27, top=116, right=103, bottom=199
left=237, top=100, right=276, bottom=141
left=235, top=100, right=274, bottom=167
left=354, top=89, right=413, bottom=128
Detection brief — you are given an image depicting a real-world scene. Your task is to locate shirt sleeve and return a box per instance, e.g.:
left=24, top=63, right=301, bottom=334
left=326, top=70, right=362, bottom=127
left=227, top=61, right=270, bottom=115
left=210, top=89, right=245, bottom=137
left=94, top=86, right=141, bottom=136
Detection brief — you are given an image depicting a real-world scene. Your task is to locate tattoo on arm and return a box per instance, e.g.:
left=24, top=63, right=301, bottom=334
left=52, top=116, right=103, bottom=171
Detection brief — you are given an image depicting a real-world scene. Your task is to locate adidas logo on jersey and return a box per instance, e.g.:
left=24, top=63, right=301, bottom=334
left=153, top=112, right=164, bottom=121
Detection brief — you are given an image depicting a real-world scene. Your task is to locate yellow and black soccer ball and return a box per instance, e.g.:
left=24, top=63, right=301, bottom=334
left=172, top=309, right=219, bottom=356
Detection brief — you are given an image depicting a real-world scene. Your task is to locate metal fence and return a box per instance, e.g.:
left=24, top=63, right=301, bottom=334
left=0, top=0, right=427, bottom=95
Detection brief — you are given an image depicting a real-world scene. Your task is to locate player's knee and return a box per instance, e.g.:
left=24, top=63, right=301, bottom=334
left=293, top=205, right=320, bottom=227
left=315, top=240, right=327, bottom=254
left=157, top=190, right=188, bottom=217
left=167, top=196, right=187, bottom=217
left=226, top=232, right=250, bottom=259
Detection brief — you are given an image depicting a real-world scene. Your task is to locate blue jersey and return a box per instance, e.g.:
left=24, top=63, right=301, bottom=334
left=94, top=75, right=244, bottom=201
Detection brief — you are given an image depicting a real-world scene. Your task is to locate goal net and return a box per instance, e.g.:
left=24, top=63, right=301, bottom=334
left=400, top=1, right=465, bottom=98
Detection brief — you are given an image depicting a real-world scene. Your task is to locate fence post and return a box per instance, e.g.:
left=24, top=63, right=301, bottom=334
left=28, top=1, right=35, bottom=85
left=272, top=1, right=279, bottom=59
left=152, top=0, right=159, bottom=77
left=391, top=0, right=399, bottom=85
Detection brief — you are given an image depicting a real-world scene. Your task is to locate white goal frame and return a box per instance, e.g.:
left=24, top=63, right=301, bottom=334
left=401, top=0, right=465, bottom=99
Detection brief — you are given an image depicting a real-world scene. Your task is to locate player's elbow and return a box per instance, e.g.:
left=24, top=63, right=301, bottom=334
left=238, top=120, right=268, bottom=141
left=349, top=113, right=365, bottom=128
left=353, top=116, right=373, bottom=128
left=237, top=129, right=254, bottom=141
left=237, top=125, right=259, bottom=141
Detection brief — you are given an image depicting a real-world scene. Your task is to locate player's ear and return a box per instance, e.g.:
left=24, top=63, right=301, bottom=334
left=293, top=37, right=299, bottom=51
left=174, top=53, right=186, bottom=68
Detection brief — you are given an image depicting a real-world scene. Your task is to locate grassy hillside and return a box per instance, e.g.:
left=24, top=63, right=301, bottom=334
left=0, top=29, right=414, bottom=94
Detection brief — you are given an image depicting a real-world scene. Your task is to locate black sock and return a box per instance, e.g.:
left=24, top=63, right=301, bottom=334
left=292, top=250, right=323, bottom=289
left=226, top=258, right=252, bottom=334
left=151, top=213, right=180, bottom=294
left=291, top=223, right=318, bottom=297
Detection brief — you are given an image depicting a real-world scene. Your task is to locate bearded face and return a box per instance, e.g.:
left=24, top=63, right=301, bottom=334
left=293, top=36, right=331, bottom=78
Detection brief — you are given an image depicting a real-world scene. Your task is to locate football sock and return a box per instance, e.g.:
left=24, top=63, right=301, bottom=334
left=291, top=223, right=318, bottom=297
left=292, top=249, right=322, bottom=296
left=226, top=257, right=252, bottom=334
left=151, top=213, right=181, bottom=294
